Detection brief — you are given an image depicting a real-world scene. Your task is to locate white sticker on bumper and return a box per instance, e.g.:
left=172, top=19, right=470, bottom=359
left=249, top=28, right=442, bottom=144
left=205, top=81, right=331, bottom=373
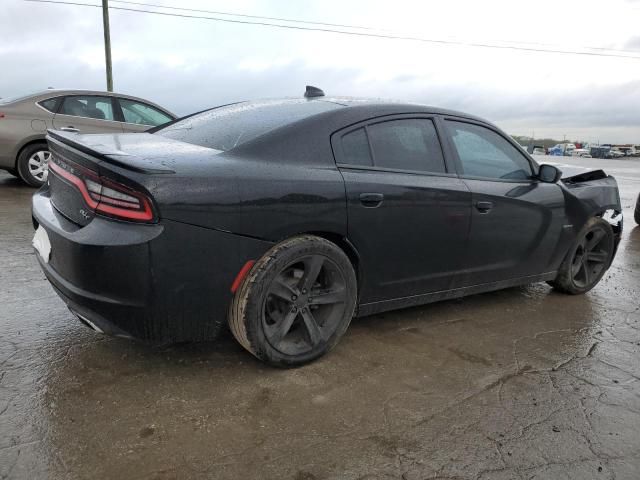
left=32, top=225, right=51, bottom=263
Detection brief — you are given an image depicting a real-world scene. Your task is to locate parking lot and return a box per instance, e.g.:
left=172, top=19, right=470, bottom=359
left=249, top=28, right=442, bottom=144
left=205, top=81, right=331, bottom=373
left=0, top=156, right=639, bottom=480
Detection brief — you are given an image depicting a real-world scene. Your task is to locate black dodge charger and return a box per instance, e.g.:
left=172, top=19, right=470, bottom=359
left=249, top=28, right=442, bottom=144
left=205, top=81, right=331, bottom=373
left=32, top=88, right=623, bottom=366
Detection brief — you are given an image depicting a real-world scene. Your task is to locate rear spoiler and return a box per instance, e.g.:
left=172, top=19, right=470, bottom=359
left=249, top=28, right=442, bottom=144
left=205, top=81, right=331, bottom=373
left=46, top=130, right=175, bottom=174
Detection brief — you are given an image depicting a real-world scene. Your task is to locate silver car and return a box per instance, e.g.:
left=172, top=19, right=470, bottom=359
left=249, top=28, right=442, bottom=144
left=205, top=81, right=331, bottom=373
left=0, top=89, right=176, bottom=186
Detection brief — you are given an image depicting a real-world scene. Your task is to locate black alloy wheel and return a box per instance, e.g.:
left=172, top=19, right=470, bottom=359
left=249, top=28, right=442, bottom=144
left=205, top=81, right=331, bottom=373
left=569, top=227, right=612, bottom=289
left=228, top=235, right=357, bottom=367
left=549, top=217, right=614, bottom=294
left=263, top=254, right=347, bottom=356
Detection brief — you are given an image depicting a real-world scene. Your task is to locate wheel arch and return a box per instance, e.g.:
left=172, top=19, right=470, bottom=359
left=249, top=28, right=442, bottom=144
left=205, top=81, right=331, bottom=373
left=304, top=231, right=362, bottom=294
left=594, top=208, right=623, bottom=258
left=592, top=207, right=622, bottom=228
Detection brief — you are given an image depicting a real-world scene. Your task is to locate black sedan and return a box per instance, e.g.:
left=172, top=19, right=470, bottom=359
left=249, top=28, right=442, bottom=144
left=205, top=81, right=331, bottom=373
left=32, top=88, right=623, bottom=366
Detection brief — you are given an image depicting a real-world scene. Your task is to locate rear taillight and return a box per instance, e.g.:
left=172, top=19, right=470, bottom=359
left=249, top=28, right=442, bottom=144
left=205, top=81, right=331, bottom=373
left=48, top=158, right=155, bottom=222
left=0, top=113, right=5, bottom=119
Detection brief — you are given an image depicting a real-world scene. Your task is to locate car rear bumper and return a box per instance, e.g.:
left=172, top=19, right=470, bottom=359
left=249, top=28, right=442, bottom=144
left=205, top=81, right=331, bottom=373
left=45, top=274, right=137, bottom=339
left=32, top=188, right=274, bottom=343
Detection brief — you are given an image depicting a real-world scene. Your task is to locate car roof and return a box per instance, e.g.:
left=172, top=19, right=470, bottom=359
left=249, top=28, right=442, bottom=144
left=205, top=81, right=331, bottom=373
left=4, top=89, right=175, bottom=116
left=211, top=96, right=507, bottom=163
left=177, top=96, right=490, bottom=129
left=318, top=96, right=475, bottom=115
left=319, top=97, right=487, bottom=122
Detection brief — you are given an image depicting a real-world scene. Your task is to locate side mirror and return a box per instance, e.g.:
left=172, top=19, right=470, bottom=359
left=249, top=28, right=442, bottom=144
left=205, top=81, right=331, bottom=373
left=538, top=164, right=562, bottom=183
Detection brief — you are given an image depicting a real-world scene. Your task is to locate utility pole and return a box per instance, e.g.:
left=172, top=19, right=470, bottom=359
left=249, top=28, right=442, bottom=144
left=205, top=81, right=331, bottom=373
left=102, top=0, right=113, bottom=92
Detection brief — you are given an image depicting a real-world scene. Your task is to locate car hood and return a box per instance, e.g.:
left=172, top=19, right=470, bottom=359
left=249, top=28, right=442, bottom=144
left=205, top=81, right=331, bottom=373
left=543, top=161, right=609, bottom=182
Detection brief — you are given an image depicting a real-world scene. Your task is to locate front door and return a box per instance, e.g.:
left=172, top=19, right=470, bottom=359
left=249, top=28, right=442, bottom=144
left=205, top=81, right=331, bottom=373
left=334, top=116, right=471, bottom=304
left=443, top=119, right=566, bottom=287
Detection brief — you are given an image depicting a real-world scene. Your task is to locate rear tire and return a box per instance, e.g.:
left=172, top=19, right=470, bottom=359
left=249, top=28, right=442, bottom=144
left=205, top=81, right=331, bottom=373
left=228, top=235, right=357, bottom=367
left=548, top=217, right=614, bottom=295
left=17, top=143, right=50, bottom=187
left=634, top=193, right=640, bottom=225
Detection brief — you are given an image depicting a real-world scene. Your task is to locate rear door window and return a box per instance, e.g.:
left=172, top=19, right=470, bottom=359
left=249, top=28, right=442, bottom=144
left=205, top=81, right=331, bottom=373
left=341, top=128, right=373, bottom=166
left=338, top=118, right=446, bottom=174
left=59, top=96, right=115, bottom=121
left=367, top=119, right=446, bottom=173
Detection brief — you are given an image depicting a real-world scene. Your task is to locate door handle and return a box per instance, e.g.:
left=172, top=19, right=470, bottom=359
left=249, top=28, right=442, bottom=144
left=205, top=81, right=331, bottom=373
left=60, top=127, right=79, bottom=133
left=359, top=193, right=384, bottom=208
left=475, top=201, right=494, bottom=213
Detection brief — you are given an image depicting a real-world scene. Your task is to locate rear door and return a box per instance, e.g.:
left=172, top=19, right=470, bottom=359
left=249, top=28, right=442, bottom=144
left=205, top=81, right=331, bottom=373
left=334, top=115, right=471, bottom=304
left=53, top=95, right=123, bottom=134
left=116, top=98, right=174, bottom=132
left=442, top=119, right=566, bottom=287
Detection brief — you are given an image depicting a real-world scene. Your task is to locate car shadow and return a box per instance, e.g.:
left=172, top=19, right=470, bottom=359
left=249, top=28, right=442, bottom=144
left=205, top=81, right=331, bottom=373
left=0, top=175, right=25, bottom=186
left=0, top=172, right=38, bottom=191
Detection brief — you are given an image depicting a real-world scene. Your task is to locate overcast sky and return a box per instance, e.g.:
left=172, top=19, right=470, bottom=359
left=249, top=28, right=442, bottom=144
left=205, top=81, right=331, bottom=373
left=1, top=0, right=639, bottom=143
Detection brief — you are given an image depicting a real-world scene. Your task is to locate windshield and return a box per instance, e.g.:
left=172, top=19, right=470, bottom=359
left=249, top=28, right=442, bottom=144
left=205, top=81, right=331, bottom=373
left=155, top=99, right=342, bottom=151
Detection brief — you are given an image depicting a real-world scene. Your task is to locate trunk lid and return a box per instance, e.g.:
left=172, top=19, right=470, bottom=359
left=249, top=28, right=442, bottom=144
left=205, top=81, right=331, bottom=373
left=46, top=131, right=223, bottom=226
left=48, top=130, right=223, bottom=174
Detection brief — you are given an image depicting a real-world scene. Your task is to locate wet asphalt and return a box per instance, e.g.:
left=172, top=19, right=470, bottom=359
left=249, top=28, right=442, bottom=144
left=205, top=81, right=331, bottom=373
left=0, top=156, right=639, bottom=480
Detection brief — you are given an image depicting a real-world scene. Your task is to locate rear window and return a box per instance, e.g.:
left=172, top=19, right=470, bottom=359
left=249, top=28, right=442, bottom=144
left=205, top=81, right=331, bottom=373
left=155, top=99, right=341, bottom=151
left=0, top=91, right=43, bottom=104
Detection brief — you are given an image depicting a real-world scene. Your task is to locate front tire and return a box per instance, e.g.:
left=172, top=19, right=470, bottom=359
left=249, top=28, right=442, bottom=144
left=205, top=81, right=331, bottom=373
left=634, top=193, right=640, bottom=224
left=228, top=235, right=357, bottom=367
left=548, top=217, right=614, bottom=294
left=17, top=143, right=50, bottom=187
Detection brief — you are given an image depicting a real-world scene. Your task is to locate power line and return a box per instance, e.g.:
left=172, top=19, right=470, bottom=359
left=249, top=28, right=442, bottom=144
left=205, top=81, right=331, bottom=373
left=23, top=0, right=640, bottom=60
left=109, top=0, right=640, bottom=55
left=110, top=0, right=375, bottom=31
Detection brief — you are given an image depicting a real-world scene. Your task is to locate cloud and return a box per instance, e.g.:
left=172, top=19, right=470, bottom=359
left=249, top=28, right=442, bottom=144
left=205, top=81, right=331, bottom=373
left=1, top=0, right=639, bottom=143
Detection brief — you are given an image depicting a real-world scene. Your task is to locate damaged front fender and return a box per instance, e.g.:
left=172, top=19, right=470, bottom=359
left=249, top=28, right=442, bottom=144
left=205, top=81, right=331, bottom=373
left=559, top=169, right=623, bottom=256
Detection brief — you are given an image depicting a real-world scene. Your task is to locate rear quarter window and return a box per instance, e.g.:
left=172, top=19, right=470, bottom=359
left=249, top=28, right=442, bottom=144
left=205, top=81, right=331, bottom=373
left=38, top=97, right=61, bottom=113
